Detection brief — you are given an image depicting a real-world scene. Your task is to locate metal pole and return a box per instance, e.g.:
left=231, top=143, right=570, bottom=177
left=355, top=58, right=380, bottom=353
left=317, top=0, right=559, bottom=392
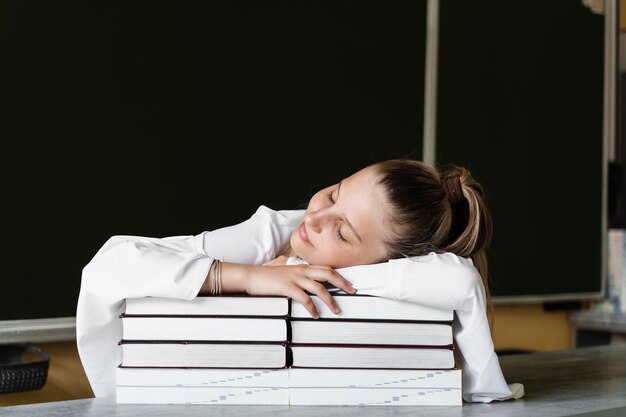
left=423, top=0, right=440, bottom=165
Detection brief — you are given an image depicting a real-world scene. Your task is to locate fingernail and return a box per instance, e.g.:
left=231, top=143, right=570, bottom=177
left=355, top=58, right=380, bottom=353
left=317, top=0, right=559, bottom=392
left=334, top=307, right=341, bottom=315
left=313, top=313, right=320, bottom=320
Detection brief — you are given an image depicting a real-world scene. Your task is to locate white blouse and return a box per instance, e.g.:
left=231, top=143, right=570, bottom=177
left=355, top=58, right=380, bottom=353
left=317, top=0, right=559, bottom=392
left=76, top=205, right=524, bottom=403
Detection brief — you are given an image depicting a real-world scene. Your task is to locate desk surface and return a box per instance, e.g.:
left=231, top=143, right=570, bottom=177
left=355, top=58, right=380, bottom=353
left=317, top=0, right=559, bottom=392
left=570, top=310, right=626, bottom=333
left=2, top=344, right=626, bottom=417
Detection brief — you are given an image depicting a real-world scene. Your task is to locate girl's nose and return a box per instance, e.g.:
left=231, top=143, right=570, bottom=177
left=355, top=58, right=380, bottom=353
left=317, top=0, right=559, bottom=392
left=304, top=209, right=331, bottom=233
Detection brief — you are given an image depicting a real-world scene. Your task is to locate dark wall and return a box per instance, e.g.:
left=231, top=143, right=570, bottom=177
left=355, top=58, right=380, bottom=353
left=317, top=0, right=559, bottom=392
left=1, top=1, right=427, bottom=320
left=436, top=1, right=605, bottom=298
left=0, top=0, right=608, bottom=320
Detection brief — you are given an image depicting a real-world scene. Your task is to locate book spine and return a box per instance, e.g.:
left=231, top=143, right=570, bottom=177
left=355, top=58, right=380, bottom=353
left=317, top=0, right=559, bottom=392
left=288, top=343, right=455, bottom=349
left=286, top=346, right=293, bottom=368
left=119, top=340, right=290, bottom=346
left=288, top=317, right=453, bottom=324
left=120, top=313, right=289, bottom=319
left=286, top=318, right=292, bottom=343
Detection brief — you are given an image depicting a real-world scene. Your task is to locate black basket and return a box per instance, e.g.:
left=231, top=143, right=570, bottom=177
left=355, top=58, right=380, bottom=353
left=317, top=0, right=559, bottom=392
left=0, top=345, right=49, bottom=394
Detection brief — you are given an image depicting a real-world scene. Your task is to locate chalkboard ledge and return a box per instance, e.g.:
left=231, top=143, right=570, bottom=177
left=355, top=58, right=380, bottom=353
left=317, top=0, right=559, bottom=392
left=0, top=318, right=75, bottom=344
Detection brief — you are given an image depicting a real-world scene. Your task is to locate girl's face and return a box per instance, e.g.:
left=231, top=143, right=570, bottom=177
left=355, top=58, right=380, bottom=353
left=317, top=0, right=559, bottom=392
left=290, top=165, right=392, bottom=268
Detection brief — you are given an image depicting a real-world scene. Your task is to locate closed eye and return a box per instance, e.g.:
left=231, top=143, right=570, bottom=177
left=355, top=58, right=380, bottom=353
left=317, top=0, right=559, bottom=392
left=327, top=190, right=348, bottom=242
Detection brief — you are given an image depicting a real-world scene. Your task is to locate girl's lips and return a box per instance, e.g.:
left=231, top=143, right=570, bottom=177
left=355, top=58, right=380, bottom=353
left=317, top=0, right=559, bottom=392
left=298, top=222, right=311, bottom=244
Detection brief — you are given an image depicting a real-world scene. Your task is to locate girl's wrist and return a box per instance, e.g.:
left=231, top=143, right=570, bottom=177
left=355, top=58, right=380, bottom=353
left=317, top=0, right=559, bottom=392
left=220, top=262, right=250, bottom=294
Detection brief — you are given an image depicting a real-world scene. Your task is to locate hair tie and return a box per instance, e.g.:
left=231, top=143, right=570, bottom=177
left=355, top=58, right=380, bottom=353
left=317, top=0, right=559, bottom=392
left=442, top=173, right=464, bottom=205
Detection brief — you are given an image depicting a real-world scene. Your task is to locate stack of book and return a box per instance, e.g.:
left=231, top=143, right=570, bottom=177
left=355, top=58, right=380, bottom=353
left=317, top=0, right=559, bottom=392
left=592, top=229, right=626, bottom=313
left=115, top=292, right=461, bottom=406
left=288, top=292, right=461, bottom=406
left=116, top=295, right=291, bottom=405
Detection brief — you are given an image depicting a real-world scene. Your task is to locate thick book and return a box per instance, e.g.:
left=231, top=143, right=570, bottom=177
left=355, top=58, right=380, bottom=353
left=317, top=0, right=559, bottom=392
left=290, top=293, right=454, bottom=321
left=120, top=316, right=288, bottom=342
left=290, top=344, right=455, bottom=369
left=289, top=368, right=462, bottom=406
left=124, top=295, right=289, bottom=317
left=116, top=367, right=461, bottom=406
left=120, top=341, right=289, bottom=368
left=116, top=367, right=289, bottom=405
left=290, top=319, right=453, bottom=346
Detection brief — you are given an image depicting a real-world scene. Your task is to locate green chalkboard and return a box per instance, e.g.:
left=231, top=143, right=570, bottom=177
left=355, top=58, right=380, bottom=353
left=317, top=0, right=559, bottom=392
left=1, top=1, right=427, bottom=320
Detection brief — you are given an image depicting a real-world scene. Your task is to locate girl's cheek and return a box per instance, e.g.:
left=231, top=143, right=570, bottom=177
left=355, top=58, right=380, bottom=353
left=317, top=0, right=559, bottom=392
left=308, top=194, right=323, bottom=210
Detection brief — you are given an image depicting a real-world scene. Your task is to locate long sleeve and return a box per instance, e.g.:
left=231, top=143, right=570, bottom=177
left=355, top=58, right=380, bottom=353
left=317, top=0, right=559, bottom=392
left=76, top=206, right=302, bottom=399
left=334, top=253, right=525, bottom=403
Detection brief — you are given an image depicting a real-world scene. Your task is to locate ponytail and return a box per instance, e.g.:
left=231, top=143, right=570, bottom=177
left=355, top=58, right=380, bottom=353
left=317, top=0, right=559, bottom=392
left=441, top=166, right=492, bottom=258
left=441, top=166, right=494, bottom=329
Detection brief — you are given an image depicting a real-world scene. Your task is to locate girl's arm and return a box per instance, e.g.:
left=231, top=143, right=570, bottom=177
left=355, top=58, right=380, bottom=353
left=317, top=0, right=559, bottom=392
left=335, top=252, right=481, bottom=311
left=77, top=233, right=215, bottom=399
left=201, top=259, right=355, bottom=319
left=332, top=253, right=525, bottom=403
left=76, top=206, right=304, bottom=398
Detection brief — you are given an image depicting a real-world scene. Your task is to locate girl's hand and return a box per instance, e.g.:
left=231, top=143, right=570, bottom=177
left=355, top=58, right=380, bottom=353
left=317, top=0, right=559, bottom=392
left=217, top=257, right=356, bottom=319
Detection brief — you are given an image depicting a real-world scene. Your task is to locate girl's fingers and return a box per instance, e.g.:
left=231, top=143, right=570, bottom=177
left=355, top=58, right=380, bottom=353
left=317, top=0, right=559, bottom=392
left=288, top=290, right=319, bottom=319
left=307, top=266, right=357, bottom=294
left=300, top=279, right=341, bottom=315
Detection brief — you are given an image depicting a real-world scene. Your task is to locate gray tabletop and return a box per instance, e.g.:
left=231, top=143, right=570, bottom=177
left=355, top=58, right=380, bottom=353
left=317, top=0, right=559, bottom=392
left=3, top=344, right=626, bottom=417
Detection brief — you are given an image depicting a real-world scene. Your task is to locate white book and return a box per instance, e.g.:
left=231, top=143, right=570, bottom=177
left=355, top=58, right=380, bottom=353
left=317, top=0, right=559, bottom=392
left=289, top=387, right=461, bottom=406
left=289, top=368, right=462, bottom=406
left=291, top=293, right=454, bottom=321
left=121, top=316, right=288, bottom=342
left=121, top=342, right=288, bottom=368
left=117, top=367, right=289, bottom=387
left=290, top=319, right=453, bottom=346
left=124, top=295, right=289, bottom=317
left=290, top=345, right=455, bottom=369
left=116, top=367, right=290, bottom=405
left=289, top=367, right=461, bottom=387
left=116, top=386, right=289, bottom=405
